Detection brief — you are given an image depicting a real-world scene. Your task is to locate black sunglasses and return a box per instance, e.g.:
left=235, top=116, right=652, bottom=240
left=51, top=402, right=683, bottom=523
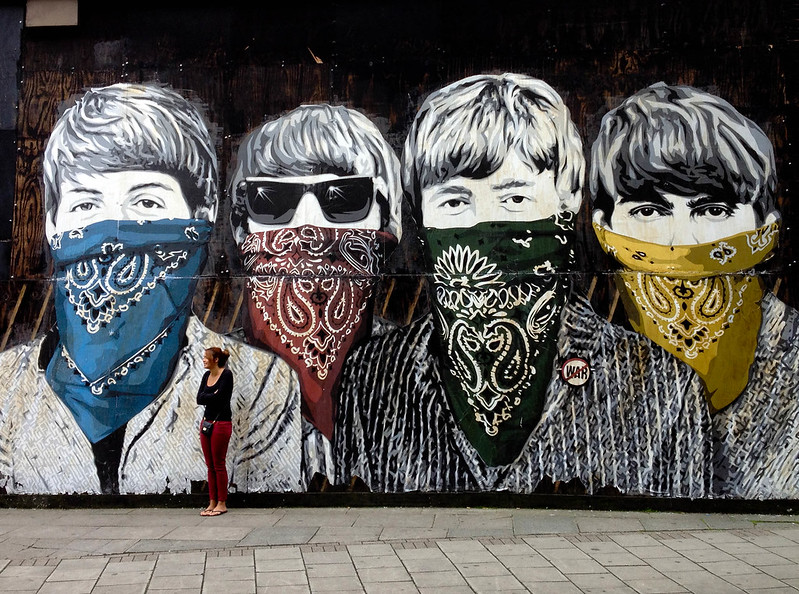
left=241, top=176, right=378, bottom=225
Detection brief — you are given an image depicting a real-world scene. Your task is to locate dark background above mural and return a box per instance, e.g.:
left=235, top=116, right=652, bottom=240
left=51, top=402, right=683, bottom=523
left=1, top=0, right=796, bottom=349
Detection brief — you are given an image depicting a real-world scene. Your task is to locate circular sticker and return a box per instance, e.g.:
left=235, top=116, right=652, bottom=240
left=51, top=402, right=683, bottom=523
left=560, top=357, right=591, bottom=386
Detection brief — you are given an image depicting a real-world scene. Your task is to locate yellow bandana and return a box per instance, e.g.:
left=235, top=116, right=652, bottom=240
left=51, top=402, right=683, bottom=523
left=594, top=221, right=779, bottom=412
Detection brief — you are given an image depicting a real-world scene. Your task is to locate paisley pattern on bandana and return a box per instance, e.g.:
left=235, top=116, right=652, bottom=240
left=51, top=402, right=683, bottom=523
left=47, top=218, right=212, bottom=443
left=424, top=215, right=574, bottom=466
left=595, top=221, right=776, bottom=411
left=240, top=225, right=396, bottom=440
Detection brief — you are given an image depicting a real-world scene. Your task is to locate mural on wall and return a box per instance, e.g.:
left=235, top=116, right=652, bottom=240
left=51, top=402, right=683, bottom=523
left=228, top=105, right=401, bottom=483
left=0, top=2, right=795, bottom=502
left=334, top=74, right=713, bottom=496
left=590, top=83, right=799, bottom=499
left=0, top=83, right=304, bottom=495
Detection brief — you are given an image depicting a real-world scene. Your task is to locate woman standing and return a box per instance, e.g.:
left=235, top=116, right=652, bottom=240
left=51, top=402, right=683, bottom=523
left=197, top=347, right=233, bottom=516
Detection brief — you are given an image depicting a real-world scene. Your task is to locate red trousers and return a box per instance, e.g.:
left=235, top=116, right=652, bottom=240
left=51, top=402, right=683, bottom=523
left=199, top=420, right=232, bottom=502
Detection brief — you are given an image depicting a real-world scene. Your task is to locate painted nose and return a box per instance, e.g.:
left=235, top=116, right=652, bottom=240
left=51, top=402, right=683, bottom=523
left=290, top=193, right=328, bottom=227
left=667, top=222, right=701, bottom=246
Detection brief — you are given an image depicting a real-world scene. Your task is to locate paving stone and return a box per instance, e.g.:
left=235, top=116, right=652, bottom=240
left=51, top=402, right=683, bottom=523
left=575, top=541, right=628, bottom=554
left=147, top=574, right=204, bottom=589
left=206, top=553, right=254, bottom=567
left=363, top=581, right=419, bottom=593
left=523, top=535, right=578, bottom=549
left=723, top=571, right=791, bottom=589
left=357, top=565, right=412, bottom=582
left=152, top=562, right=205, bottom=577
left=411, top=570, right=468, bottom=588
left=484, top=543, right=532, bottom=556
left=0, top=565, right=54, bottom=578
left=400, top=557, right=456, bottom=573
left=442, top=550, right=497, bottom=563
left=353, top=554, right=404, bottom=569
left=465, top=573, right=525, bottom=591
left=306, top=575, right=365, bottom=591
left=610, top=566, right=666, bottom=580
left=201, top=578, right=256, bottom=594
left=380, top=528, right=449, bottom=541
left=661, top=538, right=715, bottom=552
left=257, top=586, right=310, bottom=594
left=240, top=527, right=318, bottom=547
left=0, top=575, right=49, bottom=590
left=95, top=570, right=152, bottom=586
left=254, top=547, right=303, bottom=561
left=609, top=534, right=661, bottom=547
left=549, top=557, right=608, bottom=574
left=646, top=556, right=703, bottom=574
left=100, top=560, right=155, bottom=574
left=302, top=550, right=352, bottom=565
left=638, top=515, right=708, bottom=532
left=622, top=577, right=687, bottom=593
left=0, top=560, right=7, bottom=572
left=37, top=580, right=95, bottom=593
left=311, top=526, right=383, bottom=544
left=539, top=546, right=591, bottom=561
left=46, top=559, right=107, bottom=582
left=156, top=552, right=207, bottom=564
left=577, top=518, right=645, bottom=533
left=204, top=565, right=255, bottom=581
left=306, top=562, right=357, bottom=578
left=455, top=561, right=510, bottom=577
left=91, top=584, right=148, bottom=594
left=568, top=572, right=635, bottom=592
left=348, top=544, right=395, bottom=557
left=496, top=552, right=552, bottom=568
left=698, top=560, right=760, bottom=576
left=514, top=517, right=579, bottom=535
left=524, top=582, right=583, bottom=593
left=255, top=570, right=308, bottom=586
left=761, top=563, right=799, bottom=579
left=744, top=551, right=798, bottom=566
left=589, top=552, right=648, bottom=566
left=627, top=546, right=684, bottom=559
left=395, top=548, right=448, bottom=561
left=509, top=565, right=569, bottom=582
left=668, top=570, right=747, bottom=593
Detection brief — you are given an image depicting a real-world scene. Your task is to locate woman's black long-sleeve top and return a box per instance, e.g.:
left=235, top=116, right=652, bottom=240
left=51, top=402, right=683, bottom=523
left=196, top=367, right=234, bottom=422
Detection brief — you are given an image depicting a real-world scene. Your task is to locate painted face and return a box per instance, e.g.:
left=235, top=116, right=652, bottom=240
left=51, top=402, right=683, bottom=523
left=49, top=170, right=191, bottom=238
left=607, top=192, right=761, bottom=245
left=420, top=152, right=562, bottom=229
left=245, top=173, right=382, bottom=233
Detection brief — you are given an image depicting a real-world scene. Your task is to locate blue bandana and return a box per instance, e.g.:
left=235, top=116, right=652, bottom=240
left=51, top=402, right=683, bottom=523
left=46, top=218, right=212, bottom=443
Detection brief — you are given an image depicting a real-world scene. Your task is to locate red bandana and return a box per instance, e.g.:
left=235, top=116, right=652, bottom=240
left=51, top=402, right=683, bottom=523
left=240, top=225, right=395, bottom=439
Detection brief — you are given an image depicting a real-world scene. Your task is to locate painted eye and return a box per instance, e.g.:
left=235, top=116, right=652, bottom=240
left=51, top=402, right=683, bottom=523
left=135, top=198, right=163, bottom=209
left=69, top=201, right=96, bottom=213
left=630, top=205, right=666, bottom=219
left=442, top=198, right=467, bottom=208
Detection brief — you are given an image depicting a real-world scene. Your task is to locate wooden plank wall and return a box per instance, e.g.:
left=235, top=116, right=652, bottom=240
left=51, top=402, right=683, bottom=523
left=1, top=0, right=795, bottom=350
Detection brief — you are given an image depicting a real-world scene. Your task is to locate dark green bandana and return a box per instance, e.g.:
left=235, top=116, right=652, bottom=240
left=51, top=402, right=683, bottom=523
left=424, top=215, right=574, bottom=466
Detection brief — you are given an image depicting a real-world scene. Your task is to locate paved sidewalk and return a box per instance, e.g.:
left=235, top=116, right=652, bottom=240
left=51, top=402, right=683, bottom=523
left=0, top=507, right=797, bottom=593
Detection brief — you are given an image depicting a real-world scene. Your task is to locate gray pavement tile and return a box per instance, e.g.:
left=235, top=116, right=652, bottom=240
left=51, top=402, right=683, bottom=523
left=37, top=580, right=95, bottom=593
left=0, top=565, right=54, bottom=578
left=514, top=517, right=579, bottom=535
left=509, top=565, right=569, bottom=582
left=673, top=547, right=737, bottom=563
left=549, top=557, right=608, bottom=574
left=0, top=575, right=49, bottom=590
left=744, top=551, right=799, bottom=566
left=311, top=526, right=383, bottom=543
left=767, top=545, right=799, bottom=562
left=411, top=570, right=469, bottom=588
left=357, top=566, right=413, bottom=582
left=739, top=533, right=799, bottom=548
left=589, top=552, right=649, bottom=566
left=539, top=546, right=591, bottom=560
left=761, top=563, right=799, bottom=579
left=484, top=543, right=532, bottom=556
left=497, top=552, right=552, bottom=568
left=396, top=548, right=448, bottom=560
left=5, top=525, right=94, bottom=539
left=129, top=539, right=232, bottom=553
left=523, top=535, right=579, bottom=549
left=254, top=546, right=303, bottom=561
left=723, top=571, right=792, bottom=589
left=306, top=575, right=365, bottom=591
left=147, top=574, right=204, bottom=589
left=609, top=534, right=661, bottom=547
left=446, top=526, right=515, bottom=538
left=691, top=531, right=747, bottom=544
left=646, top=556, right=703, bottom=574
left=201, top=578, right=256, bottom=594
left=348, top=544, right=395, bottom=557
left=353, top=513, right=432, bottom=529
left=46, top=561, right=107, bottom=582
left=660, top=537, right=716, bottom=552
left=241, top=527, right=317, bottom=546
left=206, top=553, right=254, bottom=567
left=275, top=512, right=355, bottom=528
left=91, top=584, right=148, bottom=594
left=698, top=560, right=760, bottom=576
left=155, top=551, right=207, bottom=564
left=441, top=550, right=497, bottom=564
left=0, top=559, right=7, bottom=572
left=464, top=574, right=525, bottom=591
left=772, top=528, right=799, bottom=542
left=363, top=581, right=419, bottom=593
left=151, top=562, right=205, bottom=577
left=83, top=526, right=174, bottom=540
left=576, top=541, right=628, bottom=554
left=525, top=582, right=583, bottom=593
left=714, top=541, right=772, bottom=555
left=622, top=577, right=687, bottom=593
left=455, top=561, right=511, bottom=577
left=668, top=571, right=747, bottom=593
left=204, top=565, right=255, bottom=581
left=255, top=556, right=305, bottom=573
left=257, top=586, right=310, bottom=594
left=302, top=550, right=352, bottom=565
left=417, top=588, right=474, bottom=594
left=625, top=545, right=684, bottom=559
left=379, top=528, right=449, bottom=541
left=638, top=514, right=709, bottom=532
left=256, top=570, right=308, bottom=586
left=306, top=562, right=357, bottom=578
left=353, top=555, right=404, bottom=569
left=95, top=570, right=152, bottom=586
left=401, top=557, right=457, bottom=573
left=745, top=588, right=799, bottom=594
left=568, top=572, right=636, bottom=592
left=610, top=566, right=666, bottom=580
left=100, top=560, right=155, bottom=574
left=700, top=517, right=757, bottom=530
left=164, top=526, right=251, bottom=541
left=577, top=518, right=646, bottom=533
left=83, top=539, right=139, bottom=555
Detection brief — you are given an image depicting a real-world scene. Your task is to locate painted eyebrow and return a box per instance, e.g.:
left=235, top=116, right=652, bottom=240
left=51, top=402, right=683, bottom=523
left=432, top=185, right=473, bottom=197
left=686, top=195, right=732, bottom=208
left=128, top=182, right=173, bottom=193
left=491, top=180, right=534, bottom=191
left=618, top=193, right=673, bottom=209
left=64, top=187, right=102, bottom=195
